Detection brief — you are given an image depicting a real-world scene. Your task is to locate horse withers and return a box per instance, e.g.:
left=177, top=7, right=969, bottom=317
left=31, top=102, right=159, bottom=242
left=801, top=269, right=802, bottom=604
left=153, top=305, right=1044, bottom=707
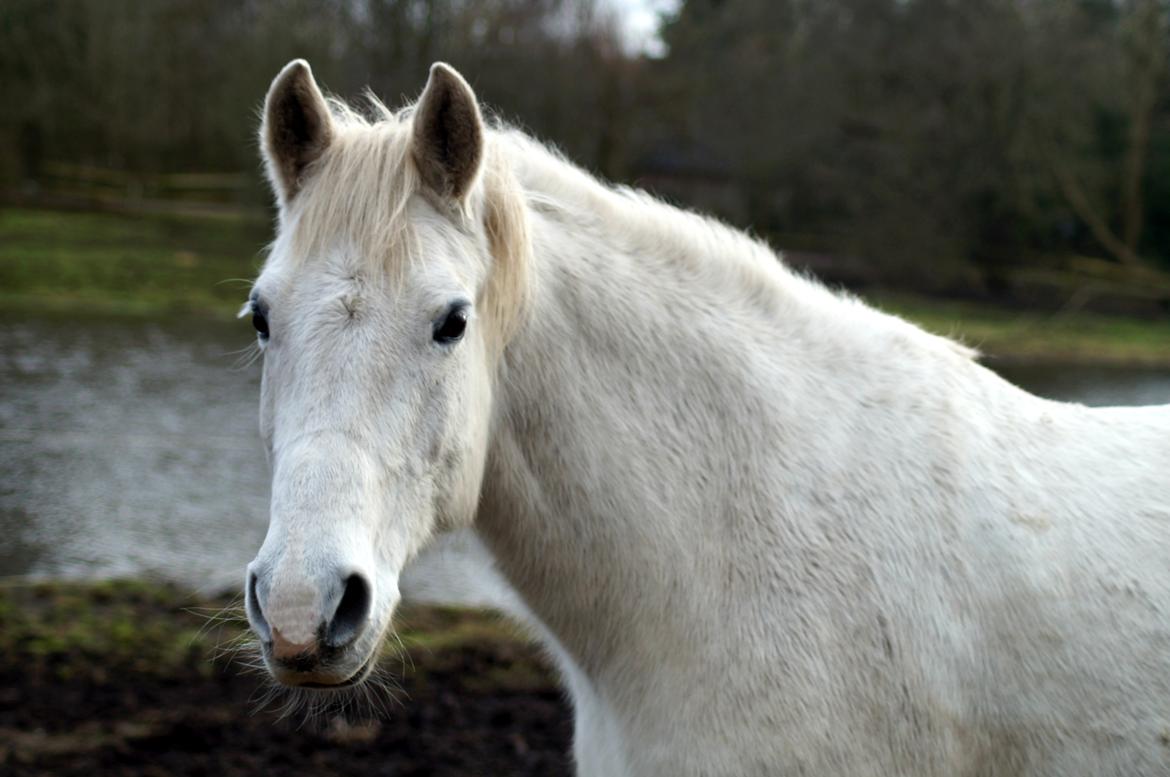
left=240, top=59, right=1170, bottom=776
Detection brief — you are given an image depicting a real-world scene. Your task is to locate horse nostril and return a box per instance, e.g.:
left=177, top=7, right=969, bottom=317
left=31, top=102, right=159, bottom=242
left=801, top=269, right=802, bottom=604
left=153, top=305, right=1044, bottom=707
left=326, top=573, right=371, bottom=648
left=246, top=569, right=272, bottom=642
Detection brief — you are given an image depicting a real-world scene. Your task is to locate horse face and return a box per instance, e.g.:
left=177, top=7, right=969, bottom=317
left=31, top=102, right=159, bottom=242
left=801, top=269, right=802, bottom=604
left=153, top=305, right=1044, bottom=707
left=242, top=61, right=496, bottom=688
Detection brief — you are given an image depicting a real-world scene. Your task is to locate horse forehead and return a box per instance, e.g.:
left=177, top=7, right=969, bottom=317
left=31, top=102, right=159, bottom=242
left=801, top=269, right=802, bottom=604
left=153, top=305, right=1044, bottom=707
left=279, top=208, right=474, bottom=290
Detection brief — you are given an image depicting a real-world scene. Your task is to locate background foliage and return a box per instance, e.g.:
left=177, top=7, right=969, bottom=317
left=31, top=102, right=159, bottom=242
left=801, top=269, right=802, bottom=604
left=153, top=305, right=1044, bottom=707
left=3, top=0, right=1170, bottom=298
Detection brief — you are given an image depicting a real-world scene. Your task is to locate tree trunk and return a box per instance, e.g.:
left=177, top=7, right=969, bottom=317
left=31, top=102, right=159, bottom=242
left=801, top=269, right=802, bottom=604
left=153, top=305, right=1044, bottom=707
left=1120, top=0, right=1166, bottom=254
left=1052, top=158, right=1143, bottom=266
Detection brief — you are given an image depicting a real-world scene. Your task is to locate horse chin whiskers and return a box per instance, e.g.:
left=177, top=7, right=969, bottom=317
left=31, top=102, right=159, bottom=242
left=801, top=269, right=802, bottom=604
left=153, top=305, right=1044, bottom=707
left=193, top=613, right=377, bottom=726
left=191, top=597, right=273, bottom=676
left=250, top=651, right=405, bottom=727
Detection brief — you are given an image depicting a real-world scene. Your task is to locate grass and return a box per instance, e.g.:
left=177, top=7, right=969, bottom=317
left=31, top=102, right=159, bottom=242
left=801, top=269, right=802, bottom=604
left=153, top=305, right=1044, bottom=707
left=872, top=292, right=1170, bottom=366
left=2, top=206, right=1168, bottom=365
left=0, top=579, right=235, bottom=680
left=0, top=207, right=270, bottom=318
left=0, top=579, right=536, bottom=685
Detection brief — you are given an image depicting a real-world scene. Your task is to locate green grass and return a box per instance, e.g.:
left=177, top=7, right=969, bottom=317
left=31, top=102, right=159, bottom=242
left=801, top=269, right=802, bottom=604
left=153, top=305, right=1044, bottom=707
left=873, top=292, right=1170, bottom=366
left=0, top=580, right=536, bottom=685
left=2, top=207, right=1168, bottom=365
left=0, top=580, right=240, bottom=680
left=0, top=207, right=270, bottom=318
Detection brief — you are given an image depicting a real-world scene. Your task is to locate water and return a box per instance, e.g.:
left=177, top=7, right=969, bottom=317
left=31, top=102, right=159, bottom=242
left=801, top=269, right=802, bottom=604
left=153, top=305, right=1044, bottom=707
left=2, top=313, right=1168, bottom=588
left=0, top=313, right=268, bottom=590
left=995, top=362, right=1170, bottom=408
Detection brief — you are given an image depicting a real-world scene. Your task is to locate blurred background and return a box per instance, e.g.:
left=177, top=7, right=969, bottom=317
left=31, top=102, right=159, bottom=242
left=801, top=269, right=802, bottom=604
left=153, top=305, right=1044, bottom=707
left=1, top=1, right=1168, bottom=775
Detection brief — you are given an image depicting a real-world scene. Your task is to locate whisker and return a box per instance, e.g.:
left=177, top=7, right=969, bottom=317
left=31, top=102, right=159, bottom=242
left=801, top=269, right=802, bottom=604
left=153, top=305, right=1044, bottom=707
left=229, top=342, right=264, bottom=371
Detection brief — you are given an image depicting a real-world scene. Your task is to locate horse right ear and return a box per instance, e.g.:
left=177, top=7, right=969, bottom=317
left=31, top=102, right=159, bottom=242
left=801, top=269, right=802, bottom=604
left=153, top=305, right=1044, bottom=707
left=411, top=63, right=484, bottom=202
left=261, top=60, right=334, bottom=207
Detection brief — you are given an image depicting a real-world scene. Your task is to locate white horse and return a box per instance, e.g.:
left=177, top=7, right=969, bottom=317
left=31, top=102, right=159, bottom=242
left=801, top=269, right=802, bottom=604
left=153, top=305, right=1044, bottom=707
left=241, top=59, right=1170, bottom=776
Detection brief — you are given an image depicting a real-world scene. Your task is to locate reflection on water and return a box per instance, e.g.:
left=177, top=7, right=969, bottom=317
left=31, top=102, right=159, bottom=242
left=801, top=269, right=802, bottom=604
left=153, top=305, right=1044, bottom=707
left=995, top=362, right=1170, bottom=407
left=0, top=313, right=268, bottom=590
left=1, top=313, right=1167, bottom=587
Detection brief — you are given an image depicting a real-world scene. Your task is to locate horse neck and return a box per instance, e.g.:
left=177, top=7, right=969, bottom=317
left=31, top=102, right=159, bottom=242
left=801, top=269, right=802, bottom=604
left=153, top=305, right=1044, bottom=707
left=466, top=164, right=848, bottom=648
left=475, top=148, right=1100, bottom=677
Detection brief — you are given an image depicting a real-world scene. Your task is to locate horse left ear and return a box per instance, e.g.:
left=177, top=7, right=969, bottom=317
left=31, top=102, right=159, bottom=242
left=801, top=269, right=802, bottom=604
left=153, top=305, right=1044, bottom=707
left=412, top=63, right=484, bottom=202
left=261, top=59, right=334, bottom=207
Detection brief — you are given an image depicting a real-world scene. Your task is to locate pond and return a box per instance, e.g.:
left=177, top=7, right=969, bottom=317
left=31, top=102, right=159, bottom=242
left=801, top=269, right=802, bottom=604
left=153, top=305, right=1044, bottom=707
left=2, top=312, right=1168, bottom=589
left=0, top=313, right=267, bottom=590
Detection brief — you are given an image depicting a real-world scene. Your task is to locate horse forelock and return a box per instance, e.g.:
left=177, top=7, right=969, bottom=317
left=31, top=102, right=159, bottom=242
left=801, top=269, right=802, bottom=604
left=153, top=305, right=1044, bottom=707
left=273, top=92, right=532, bottom=349
left=279, top=102, right=418, bottom=276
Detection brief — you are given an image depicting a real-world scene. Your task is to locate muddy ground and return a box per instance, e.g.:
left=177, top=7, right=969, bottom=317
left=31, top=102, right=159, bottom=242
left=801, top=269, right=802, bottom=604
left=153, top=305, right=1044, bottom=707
left=0, top=580, right=572, bottom=776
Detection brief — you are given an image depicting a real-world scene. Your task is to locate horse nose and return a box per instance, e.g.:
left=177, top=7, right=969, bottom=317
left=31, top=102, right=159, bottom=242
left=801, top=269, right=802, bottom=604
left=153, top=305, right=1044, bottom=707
left=246, top=568, right=373, bottom=664
left=245, top=567, right=273, bottom=643
left=324, top=573, right=372, bottom=648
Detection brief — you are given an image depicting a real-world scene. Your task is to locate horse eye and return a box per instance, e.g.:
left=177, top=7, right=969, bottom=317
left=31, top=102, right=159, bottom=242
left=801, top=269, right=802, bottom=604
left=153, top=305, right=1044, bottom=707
left=433, top=304, right=469, bottom=344
left=252, top=305, right=270, bottom=340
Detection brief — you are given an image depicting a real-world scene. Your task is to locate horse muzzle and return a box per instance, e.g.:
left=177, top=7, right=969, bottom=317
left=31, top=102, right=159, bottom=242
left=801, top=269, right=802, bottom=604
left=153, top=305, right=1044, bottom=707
left=245, top=564, right=380, bottom=687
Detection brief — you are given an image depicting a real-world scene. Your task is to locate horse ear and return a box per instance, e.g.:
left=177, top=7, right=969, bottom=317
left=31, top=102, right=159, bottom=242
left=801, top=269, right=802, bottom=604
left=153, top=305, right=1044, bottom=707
left=412, top=63, right=484, bottom=201
left=261, top=59, right=334, bottom=206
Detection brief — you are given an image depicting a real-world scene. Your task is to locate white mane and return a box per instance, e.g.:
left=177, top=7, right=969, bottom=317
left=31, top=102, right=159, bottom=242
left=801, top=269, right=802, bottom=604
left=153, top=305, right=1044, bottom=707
left=492, top=127, right=978, bottom=362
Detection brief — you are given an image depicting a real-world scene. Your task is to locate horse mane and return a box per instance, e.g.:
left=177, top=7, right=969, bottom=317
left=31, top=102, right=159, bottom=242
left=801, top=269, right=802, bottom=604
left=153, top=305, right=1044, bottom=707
left=492, top=129, right=977, bottom=362
left=281, top=90, right=973, bottom=363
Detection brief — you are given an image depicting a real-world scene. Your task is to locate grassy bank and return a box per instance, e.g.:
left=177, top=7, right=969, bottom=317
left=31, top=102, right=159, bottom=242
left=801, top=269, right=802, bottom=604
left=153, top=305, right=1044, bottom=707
left=0, top=579, right=571, bottom=776
left=0, top=207, right=269, bottom=318
left=2, top=207, right=1168, bottom=365
left=0, top=578, right=537, bottom=684
left=873, top=293, right=1170, bottom=367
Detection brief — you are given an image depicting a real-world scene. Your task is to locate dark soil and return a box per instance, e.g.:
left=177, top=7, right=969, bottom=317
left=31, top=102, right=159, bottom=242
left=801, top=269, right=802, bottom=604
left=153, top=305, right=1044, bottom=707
left=0, top=581, right=573, bottom=776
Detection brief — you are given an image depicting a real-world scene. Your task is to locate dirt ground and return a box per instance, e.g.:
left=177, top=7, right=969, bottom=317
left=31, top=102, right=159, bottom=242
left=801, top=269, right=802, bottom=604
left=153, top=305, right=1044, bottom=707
left=0, top=581, right=573, bottom=776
